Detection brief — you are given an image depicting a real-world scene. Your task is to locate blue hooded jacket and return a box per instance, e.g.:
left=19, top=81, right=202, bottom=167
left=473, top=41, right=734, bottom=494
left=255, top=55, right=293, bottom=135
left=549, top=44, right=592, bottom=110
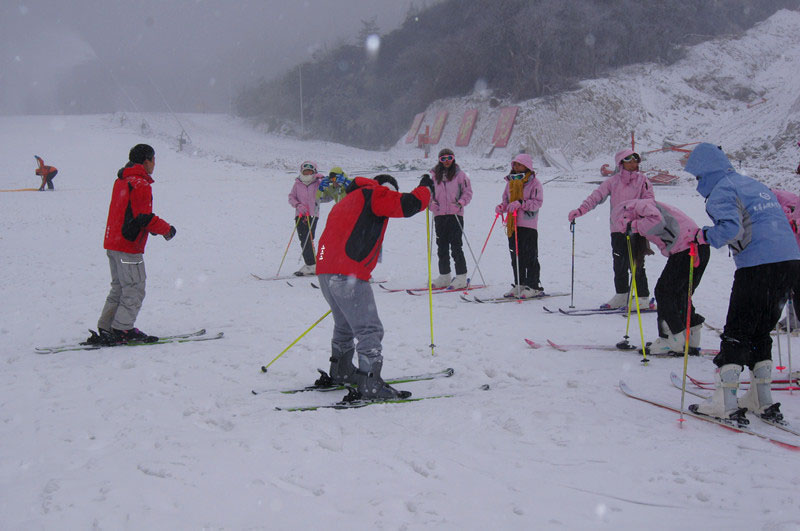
left=685, top=143, right=799, bottom=269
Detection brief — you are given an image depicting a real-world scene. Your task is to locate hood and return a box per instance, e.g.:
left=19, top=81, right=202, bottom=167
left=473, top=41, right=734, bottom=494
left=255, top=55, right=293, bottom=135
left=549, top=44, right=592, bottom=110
left=684, top=143, right=735, bottom=198
left=512, top=153, right=534, bottom=172
left=346, top=176, right=376, bottom=194
left=118, top=162, right=153, bottom=183
left=614, top=148, right=637, bottom=168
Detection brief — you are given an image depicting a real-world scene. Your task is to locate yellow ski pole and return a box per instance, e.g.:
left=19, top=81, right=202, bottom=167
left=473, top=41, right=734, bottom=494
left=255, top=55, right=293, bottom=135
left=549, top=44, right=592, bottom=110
left=275, top=217, right=301, bottom=276
left=426, top=207, right=436, bottom=355
left=679, top=243, right=698, bottom=422
left=261, top=310, right=331, bottom=373
left=626, top=233, right=648, bottom=364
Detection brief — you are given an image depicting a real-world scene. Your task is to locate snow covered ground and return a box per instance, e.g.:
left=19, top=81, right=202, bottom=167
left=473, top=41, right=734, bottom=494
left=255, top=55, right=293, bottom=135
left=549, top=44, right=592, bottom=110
left=3, top=10, right=800, bottom=530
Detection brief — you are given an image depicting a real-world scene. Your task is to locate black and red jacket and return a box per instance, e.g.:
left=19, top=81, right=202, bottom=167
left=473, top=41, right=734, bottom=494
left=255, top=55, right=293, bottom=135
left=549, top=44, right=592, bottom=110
left=103, top=163, right=171, bottom=254
left=316, top=177, right=431, bottom=280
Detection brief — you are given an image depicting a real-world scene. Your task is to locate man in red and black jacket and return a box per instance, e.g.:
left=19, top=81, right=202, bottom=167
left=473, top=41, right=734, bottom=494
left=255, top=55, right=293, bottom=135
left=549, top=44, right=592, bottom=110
left=315, top=173, right=433, bottom=400
left=34, top=155, right=57, bottom=191
left=85, top=144, right=176, bottom=346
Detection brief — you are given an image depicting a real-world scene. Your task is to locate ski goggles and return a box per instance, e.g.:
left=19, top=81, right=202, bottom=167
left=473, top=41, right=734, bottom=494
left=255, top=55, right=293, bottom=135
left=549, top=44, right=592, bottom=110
left=301, top=163, right=316, bottom=172
left=621, top=153, right=641, bottom=163
left=508, top=172, right=527, bottom=180
left=439, top=155, right=455, bottom=163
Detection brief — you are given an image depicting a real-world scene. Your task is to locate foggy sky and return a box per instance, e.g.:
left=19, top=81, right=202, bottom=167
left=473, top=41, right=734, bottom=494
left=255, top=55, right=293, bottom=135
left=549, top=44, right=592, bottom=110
left=0, top=0, right=424, bottom=114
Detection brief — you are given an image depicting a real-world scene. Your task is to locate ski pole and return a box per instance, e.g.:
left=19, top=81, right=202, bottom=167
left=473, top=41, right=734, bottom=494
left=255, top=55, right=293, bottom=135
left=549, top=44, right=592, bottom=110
left=679, top=243, right=698, bottom=422
left=467, top=213, right=500, bottom=288
left=260, top=310, right=331, bottom=373
left=569, top=220, right=576, bottom=308
left=426, top=206, right=435, bottom=355
left=788, top=293, right=795, bottom=392
left=626, top=233, right=648, bottom=363
left=512, top=210, right=522, bottom=301
left=453, top=214, right=486, bottom=288
left=304, top=215, right=317, bottom=258
left=275, top=217, right=301, bottom=276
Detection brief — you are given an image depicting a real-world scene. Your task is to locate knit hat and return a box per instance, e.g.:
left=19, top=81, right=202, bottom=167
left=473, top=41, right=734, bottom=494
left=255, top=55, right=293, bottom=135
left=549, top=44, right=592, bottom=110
left=374, top=174, right=399, bottom=191
left=300, top=160, right=317, bottom=173
left=438, top=148, right=454, bottom=159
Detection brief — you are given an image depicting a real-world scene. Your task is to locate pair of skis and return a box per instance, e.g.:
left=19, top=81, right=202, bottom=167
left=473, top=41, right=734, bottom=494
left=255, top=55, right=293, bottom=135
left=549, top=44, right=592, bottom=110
left=543, top=304, right=657, bottom=316
left=257, top=368, right=464, bottom=411
left=35, top=329, right=223, bottom=354
left=525, top=338, right=718, bottom=358
left=622, top=377, right=800, bottom=450
left=460, top=291, right=569, bottom=304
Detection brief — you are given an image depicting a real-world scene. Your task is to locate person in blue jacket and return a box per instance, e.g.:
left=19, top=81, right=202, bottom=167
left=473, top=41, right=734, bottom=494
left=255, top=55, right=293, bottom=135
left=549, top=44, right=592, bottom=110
left=684, top=143, right=800, bottom=424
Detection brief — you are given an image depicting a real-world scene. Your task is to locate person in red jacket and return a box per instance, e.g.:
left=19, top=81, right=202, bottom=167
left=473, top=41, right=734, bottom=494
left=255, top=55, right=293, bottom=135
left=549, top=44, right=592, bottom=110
left=84, top=144, right=176, bottom=346
left=314, top=174, right=432, bottom=400
left=34, top=155, right=57, bottom=191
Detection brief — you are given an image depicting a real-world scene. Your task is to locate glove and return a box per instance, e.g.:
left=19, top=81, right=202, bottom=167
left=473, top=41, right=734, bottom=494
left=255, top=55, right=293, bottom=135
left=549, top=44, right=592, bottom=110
left=495, top=204, right=505, bottom=215
left=319, top=177, right=331, bottom=191
left=418, top=174, right=434, bottom=193
left=336, top=174, right=347, bottom=186
left=164, top=226, right=177, bottom=241
left=507, top=201, right=521, bottom=212
left=568, top=209, right=581, bottom=222
left=693, top=228, right=706, bottom=245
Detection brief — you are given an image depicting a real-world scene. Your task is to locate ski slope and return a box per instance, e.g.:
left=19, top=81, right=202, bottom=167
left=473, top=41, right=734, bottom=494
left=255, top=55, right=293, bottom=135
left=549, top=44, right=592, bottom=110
left=2, top=10, right=800, bottom=530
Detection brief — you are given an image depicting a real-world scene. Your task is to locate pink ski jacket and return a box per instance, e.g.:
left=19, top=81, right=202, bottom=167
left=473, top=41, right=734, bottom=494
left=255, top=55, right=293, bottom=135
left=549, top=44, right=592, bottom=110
left=498, top=174, right=543, bottom=230
left=429, top=165, right=473, bottom=216
left=288, top=173, right=324, bottom=217
left=614, top=199, right=700, bottom=257
left=574, top=149, right=654, bottom=233
left=772, top=188, right=800, bottom=248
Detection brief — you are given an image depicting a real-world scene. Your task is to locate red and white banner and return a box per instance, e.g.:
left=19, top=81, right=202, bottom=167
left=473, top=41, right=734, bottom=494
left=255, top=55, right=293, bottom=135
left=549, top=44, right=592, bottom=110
left=455, top=109, right=478, bottom=147
left=428, top=111, right=448, bottom=145
left=405, top=112, right=425, bottom=144
left=491, top=106, right=518, bottom=148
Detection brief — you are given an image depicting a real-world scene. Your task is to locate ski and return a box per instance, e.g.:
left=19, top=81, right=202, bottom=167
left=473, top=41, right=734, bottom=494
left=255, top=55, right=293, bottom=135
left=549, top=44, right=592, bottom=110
left=405, top=285, right=486, bottom=296
left=544, top=339, right=717, bottom=357
left=669, top=373, right=800, bottom=437
left=461, top=291, right=569, bottom=304
left=703, top=322, right=799, bottom=337
left=276, top=383, right=491, bottom=412
left=619, top=380, right=800, bottom=451
left=686, top=373, right=799, bottom=391
left=251, top=273, right=318, bottom=282
left=310, top=279, right=387, bottom=289
left=275, top=393, right=455, bottom=411
left=524, top=338, right=543, bottom=348
left=546, top=306, right=657, bottom=316
left=251, top=367, right=455, bottom=395
left=35, top=329, right=222, bottom=354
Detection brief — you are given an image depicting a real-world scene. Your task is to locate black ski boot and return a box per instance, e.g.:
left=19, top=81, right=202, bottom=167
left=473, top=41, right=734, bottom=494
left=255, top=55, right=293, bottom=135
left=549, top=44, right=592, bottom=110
left=112, top=328, right=158, bottom=344
left=355, top=359, right=411, bottom=400
left=82, top=328, right=116, bottom=346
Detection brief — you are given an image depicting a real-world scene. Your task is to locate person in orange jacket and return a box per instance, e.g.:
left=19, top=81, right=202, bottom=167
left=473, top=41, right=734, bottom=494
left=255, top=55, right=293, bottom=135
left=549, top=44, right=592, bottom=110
left=34, top=156, right=58, bottom=191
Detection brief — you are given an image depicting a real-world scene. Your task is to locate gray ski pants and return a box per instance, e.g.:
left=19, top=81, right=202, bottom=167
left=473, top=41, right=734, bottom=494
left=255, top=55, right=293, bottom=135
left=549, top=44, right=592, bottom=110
left=98, top=249, right=146, bottom=331
left=317, top=274, right=384, bottom=370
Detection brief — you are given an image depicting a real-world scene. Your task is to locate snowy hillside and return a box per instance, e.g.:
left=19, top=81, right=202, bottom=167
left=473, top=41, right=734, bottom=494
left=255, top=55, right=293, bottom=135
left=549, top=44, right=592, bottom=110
left=2, top=9, right=800, bottom=530
left=391, top=8, right=800, bottom=191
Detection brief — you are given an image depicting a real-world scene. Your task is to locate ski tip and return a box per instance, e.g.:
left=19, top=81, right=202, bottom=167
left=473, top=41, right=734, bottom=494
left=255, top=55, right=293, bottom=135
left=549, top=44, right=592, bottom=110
left=524, top=338, right=541, bottom=349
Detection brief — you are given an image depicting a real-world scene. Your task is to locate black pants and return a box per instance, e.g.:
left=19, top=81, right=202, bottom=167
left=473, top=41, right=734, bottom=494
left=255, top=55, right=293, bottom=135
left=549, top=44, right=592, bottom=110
left=507, top=226, right=541, bottom=289
left=40, top=170, right=57, bottom=190
left=655, top=244, right=710, bottom=335
left=611, top=232, right=649, bottom=297
left=295, top=216, right=318, bottom=265
left=434, top=215, right=467, bottom=275
left=714, top=260, right=800, bottom=369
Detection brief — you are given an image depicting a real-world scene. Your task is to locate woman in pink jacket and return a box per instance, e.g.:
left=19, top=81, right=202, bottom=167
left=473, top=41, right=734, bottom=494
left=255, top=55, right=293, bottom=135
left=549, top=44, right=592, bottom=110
left=568, top=149, right=655, bottom=309
left=288, top=160, right=324, bottom=276
left=495, top=153, right=544, bottom=298
left=772, top=188, right=800, bottom=329
left=615, top=199, right=711, bottom=355
left=429, top=148, right=473, bottom=289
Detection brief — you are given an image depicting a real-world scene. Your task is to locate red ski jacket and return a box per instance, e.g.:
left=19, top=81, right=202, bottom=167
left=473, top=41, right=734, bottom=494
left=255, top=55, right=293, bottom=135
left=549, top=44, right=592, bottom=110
left=103, top=164, right=171, bottom=254
left=316, top=177, right=431, bottom=280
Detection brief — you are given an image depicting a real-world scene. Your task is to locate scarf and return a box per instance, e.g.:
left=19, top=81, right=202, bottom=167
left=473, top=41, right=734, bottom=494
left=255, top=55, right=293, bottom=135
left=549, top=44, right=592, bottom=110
left=506, top=173, right=531, bottom=236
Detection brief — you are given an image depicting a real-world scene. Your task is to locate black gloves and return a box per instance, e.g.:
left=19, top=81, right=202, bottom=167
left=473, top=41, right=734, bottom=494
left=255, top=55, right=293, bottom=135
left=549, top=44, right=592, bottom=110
left=418, top=173, right=434, bottom=193
left=164, top=226, right=177, bottom=241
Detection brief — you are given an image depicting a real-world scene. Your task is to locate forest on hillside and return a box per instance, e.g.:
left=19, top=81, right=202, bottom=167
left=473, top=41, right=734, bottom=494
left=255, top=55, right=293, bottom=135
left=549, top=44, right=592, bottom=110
left=236, top=0, right=798, bottom=150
